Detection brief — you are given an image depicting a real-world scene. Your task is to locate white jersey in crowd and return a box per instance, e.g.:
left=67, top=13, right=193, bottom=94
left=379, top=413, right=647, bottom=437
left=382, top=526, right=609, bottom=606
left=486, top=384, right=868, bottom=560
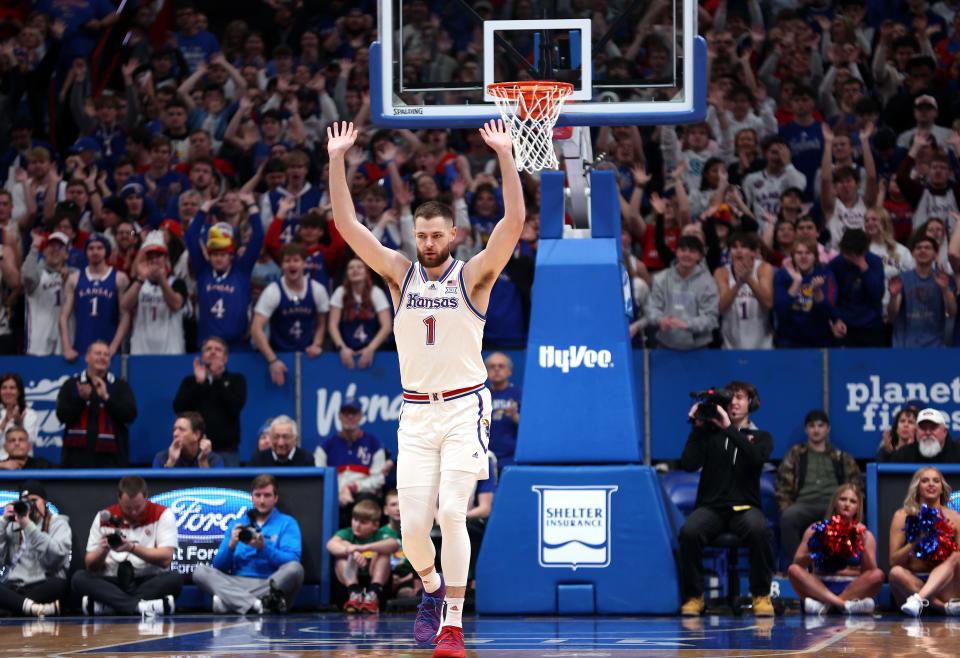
left=393, top=259, right=487, bottom=392
left=24, top=259, right=69, bottom=356
left=912, top=188, right=959, bottom=234
left=742, top=165, right=808, bottom=226
left=720, top=260, right=774, bottom=350
left=826, top=197, right=867, bottom=249
left=130, top=277, right=187, bottom=354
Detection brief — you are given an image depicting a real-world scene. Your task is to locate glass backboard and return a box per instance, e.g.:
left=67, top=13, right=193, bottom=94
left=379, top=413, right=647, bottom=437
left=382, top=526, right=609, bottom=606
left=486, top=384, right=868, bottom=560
left=371, top=0, right=705, bottom=128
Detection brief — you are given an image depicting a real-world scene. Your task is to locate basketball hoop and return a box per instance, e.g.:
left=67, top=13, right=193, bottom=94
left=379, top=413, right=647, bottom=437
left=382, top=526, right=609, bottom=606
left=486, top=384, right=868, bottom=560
left=487, top=81, right=574, bottom=173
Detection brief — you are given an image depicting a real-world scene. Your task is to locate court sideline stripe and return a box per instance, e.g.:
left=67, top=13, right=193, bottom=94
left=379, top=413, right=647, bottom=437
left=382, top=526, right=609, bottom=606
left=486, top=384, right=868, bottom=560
left=53, top=620, right=250, bottom=657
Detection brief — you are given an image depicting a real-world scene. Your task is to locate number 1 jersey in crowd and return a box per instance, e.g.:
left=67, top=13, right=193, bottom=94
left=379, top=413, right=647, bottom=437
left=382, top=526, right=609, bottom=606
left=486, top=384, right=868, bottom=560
left=393, top=259, right=487, bottom=392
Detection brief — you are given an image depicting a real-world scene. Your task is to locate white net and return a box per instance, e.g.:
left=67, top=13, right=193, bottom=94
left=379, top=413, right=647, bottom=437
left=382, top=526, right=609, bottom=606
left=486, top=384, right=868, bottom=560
left=487, top=82, right=573, bottom=173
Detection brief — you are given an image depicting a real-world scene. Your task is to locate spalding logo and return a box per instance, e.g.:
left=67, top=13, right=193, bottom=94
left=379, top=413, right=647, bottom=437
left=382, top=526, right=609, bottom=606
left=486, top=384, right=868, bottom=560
left=151, top=488, right=251, bottom=544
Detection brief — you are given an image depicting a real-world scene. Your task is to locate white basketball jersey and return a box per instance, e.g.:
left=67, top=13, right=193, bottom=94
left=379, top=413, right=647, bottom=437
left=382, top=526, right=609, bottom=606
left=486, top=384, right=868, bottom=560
left=721, top=260, right=774, bottom=350
left=393, top=259, right=487, bottom=392
left=26, top=268, right=66, bottom=355
left=130, top=277, right=186, bottom=355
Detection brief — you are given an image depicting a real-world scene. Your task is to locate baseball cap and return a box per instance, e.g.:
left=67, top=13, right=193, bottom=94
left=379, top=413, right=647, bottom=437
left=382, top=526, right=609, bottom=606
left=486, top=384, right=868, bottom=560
left=340, top=397, right=362, bottom=413
left=914, top=95, right=938, bottom=109
left=141, top=230, right=168, bottom=254
left=85, top=232, right=112, bottom=257
left=69, top=136, right=101, bottom=155
left=917, top=408, right=947, bottom=426
left=20, top=480, right=47, bottom=500
left=159, top=218, right=184, bottom=239
left=45, top=231, right=70, bottom=247
left=206, top=222, right=235, bottom=252
left=120, top=182, right=144, bottom=198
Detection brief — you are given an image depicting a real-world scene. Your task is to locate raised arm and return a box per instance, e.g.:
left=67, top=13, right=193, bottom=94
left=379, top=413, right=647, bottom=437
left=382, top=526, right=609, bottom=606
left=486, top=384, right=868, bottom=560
left=463, top=120, right=525, bottom=291
left=820, top=123, right=836, bottom=217
left=860, top=123, right=878, bottom=206
left=326, top=122, right=409, bottom=285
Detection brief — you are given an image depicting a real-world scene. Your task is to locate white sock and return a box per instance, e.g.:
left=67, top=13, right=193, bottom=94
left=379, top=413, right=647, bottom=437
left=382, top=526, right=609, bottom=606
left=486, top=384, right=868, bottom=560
left=22, top=598, right=36, bottom=615
left=444, top=597, right=465, bottom=627
left=421, top=570, right=442, bottom=594
left=250, top=598, right=264, bottom=614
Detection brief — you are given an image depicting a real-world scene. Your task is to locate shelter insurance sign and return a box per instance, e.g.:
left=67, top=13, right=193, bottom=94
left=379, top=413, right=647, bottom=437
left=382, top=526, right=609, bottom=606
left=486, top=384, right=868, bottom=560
left=532, top=485, right=617, bottom=569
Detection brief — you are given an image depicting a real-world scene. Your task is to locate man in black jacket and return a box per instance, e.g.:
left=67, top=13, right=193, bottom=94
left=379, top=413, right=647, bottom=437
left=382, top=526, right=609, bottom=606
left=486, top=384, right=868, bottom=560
left=249, top=416, right=314, bottom=467
left=678, top=380, right=775, bottom=617
left=56, top=341, right=137, bottom=468
left=890, top=408, right=960, bottom=463
left=173, top=337, right=246, bottom=466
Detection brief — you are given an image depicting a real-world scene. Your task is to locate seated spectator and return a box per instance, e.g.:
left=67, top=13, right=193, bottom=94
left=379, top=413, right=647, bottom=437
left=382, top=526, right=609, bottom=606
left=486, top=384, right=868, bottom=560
left=193, top=474, right=303, bottom=614
left=173, top=337, right=247, bottom=466
left=0, top=373, right=40, bottom=460
left=122, top=231, right=188, bottom=355
left=787, top=484, right=883, bottom=615
left=153, top=412, right=223, bottom=468
left=775, top=410, right=862, bottom=564
left=890, top=467, right=960, bottom=617
left=326, top=499, right=400, bottom=614
left=184, top=195, right=263, bottom=352
left=828, top=229, right=886, bottom=347
left=890, top=408, right=960, bottom=463
left=253, top=419, right=274, bottom=459
left=251, top=243, right=330, bottom=387
left=889, top=234, right=957, bottom=347
left=250, top=415, right=314, bottom=467
left=383, top=489, right=417, bottom=599
left=774, top=238, right=838, bottom=347
left=877, top=408, right=918, bottom=462
left=72, top=476, right=182, bottom=616
left=0, top=480, right=71, bottom=617
left=485, top=352, right=520, bottom=472
left=645, top=236, right=719, bottom=350
left=56, top=341, right=137, bottom=468
left=315, top=398, right=385, bottom=515
left=328, top=258, right=393, bottom=369
left=0, top=428, right=53, bottom=470
left=714, top=232, right=774, bottom=349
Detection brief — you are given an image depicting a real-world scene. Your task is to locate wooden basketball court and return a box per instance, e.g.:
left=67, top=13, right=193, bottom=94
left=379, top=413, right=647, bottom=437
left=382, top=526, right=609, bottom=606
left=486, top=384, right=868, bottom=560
left=0, top=613, right=953, bottom=657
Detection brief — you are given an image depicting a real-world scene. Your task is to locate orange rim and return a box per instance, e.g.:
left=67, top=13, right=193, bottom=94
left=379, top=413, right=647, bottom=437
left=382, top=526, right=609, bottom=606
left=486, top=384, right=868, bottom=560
left=487, top=81, right=574, bottom=120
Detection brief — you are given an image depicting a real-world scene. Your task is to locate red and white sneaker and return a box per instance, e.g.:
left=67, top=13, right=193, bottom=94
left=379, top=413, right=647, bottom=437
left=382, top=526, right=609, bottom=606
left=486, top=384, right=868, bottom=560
left=432, top=625, right=466, bottom=658
left=361, top=590, right=380, bottom=614
left=343, top=591, right=363, bottom=614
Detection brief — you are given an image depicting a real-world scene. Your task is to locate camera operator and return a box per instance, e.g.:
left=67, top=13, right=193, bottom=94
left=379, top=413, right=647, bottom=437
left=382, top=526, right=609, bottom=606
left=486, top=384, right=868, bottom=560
left=0, top=481, right=70, bottom=616
left=677, top=380, right=775, bottom=617
left=192, top=474, right=304, bottom=614
left=71, top=476, right=183, bottom=616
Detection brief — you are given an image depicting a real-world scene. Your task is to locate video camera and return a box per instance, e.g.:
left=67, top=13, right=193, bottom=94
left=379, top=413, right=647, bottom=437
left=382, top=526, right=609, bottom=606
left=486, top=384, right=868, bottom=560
left=689, top=387, right=734, bottom=423
left=236, top=510, right=261, bottom=544
left=100, top=511, right=125, bottom=549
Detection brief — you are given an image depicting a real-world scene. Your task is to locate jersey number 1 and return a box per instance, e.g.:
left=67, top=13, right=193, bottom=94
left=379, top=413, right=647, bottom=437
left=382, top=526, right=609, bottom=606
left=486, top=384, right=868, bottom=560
left=423, top=316, right=436, bottom=345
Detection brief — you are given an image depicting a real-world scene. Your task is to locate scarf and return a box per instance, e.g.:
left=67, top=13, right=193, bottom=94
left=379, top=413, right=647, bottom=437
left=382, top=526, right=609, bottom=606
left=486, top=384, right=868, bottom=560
left=64, top=370, right=119, bottom=454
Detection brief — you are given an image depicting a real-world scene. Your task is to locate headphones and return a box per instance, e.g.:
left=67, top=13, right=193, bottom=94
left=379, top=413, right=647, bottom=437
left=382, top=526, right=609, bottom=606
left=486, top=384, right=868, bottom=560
left=748, top=394, right=760, bottom=413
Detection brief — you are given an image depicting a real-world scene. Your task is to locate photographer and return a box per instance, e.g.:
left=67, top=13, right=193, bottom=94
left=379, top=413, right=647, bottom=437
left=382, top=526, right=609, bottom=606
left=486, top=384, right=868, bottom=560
left=677, top=381, right=775, bottom=617
left=192, top=474, right=304, bottom=614
left=71, top=476, right=182, bottom=616
left=0, top=481, right=70, bottom=617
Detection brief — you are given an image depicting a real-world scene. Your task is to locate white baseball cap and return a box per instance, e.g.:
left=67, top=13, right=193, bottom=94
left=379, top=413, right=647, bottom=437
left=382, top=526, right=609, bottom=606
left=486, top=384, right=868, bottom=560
left=917, top=408, right=946, bottom=426
left=140, top=230, right=168, bottom=254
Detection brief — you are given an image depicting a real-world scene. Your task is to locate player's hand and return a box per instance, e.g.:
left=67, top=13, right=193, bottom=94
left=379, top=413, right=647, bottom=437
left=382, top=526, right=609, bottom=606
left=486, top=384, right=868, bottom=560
left=327, top=121, right=360, bottom=159
left=269, top=359, right=288, bottom=386
left=479, top=119, right=513, bottom=156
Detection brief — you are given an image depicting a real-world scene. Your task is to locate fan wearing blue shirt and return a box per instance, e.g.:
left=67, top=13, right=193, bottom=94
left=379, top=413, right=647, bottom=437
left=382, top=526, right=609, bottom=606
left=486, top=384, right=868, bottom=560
left=192, top=474, right=304, bottom=614
left=485, top=352, right=520, bottom=473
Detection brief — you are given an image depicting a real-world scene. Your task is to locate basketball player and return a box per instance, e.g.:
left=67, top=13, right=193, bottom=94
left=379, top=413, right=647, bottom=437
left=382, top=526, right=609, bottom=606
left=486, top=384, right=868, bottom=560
left=121, top=231, right=188, bottom=354
left=327, top=120, right=522, bottom=658
left=251, top=243, right=330, bottom=386
left=22, top=230, right=74, bottom=356
left=60, top=234, right=130, bottom=361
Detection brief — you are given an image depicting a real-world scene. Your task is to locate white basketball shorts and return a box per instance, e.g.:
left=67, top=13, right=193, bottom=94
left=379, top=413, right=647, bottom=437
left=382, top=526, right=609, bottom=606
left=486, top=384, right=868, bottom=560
left=397, top=384, right=492, bottom=488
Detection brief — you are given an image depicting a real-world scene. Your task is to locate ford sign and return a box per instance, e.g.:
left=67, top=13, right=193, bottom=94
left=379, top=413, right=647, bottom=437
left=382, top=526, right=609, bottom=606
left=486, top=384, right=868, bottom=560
left=151, top=487, right=251, bottom=544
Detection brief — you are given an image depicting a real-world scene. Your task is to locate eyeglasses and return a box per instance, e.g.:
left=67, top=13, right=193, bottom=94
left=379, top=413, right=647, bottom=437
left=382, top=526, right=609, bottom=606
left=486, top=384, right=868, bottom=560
left=117, top=230, right=136, bottom=236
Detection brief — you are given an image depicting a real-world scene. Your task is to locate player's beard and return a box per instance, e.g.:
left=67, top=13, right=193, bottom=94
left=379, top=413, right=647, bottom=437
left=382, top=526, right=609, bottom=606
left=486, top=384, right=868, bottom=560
left=418, top=244, right=450, bottom=269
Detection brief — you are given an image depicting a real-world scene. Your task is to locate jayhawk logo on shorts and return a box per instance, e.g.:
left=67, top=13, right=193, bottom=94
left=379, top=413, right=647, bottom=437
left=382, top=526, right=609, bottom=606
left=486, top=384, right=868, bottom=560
left=480, top=418, right=491, bottom=441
